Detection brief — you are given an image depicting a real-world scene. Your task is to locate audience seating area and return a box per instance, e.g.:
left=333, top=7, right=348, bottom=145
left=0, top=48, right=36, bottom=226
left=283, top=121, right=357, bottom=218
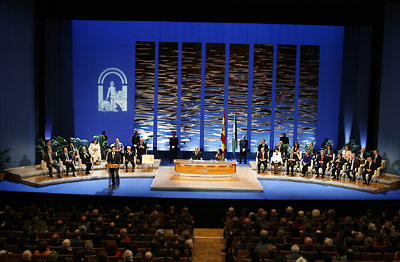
left=0, top=203, right=194, bottom=262
left=222, top=206, right=400, bottom=262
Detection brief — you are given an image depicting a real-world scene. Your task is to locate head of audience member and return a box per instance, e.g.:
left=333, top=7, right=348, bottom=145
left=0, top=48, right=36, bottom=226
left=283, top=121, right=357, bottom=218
left=286, top=206, right=293, bottom=216
left=291, top=244, right=300, bottom=255
left=126, top=146, right=131, bottom=152
left=123, top=249, right=133, bottom=262
left=105, top=240, right=118, bottom=256
left=22, top=250, right=32, bottom=261
left=62, top=239, right=72, bottom=250
left=144, top=251, right=153, bottom=262
left=324, top=238, right=333, bottom=247
left=74, top=229, right=81, bottom=239
left=37, top=240, right=48, bottom=254
left=304, top=237, right=313, bottom=247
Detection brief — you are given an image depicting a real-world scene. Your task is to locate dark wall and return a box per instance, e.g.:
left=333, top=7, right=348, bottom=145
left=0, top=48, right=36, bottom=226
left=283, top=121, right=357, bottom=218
left=0, top=0, right=35, bottom=167
left=378, top=1, right=400, bottom=175
left=338, top=26, right=372, bottom=150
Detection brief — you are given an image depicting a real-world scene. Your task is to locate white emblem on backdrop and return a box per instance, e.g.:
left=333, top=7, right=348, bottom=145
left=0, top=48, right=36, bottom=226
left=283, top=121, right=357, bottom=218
left=98, top=67, right=128, bottom=112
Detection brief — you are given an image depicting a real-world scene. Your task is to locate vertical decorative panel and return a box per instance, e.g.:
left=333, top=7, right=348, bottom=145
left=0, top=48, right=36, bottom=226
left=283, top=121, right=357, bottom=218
left=204, top=43, right=225, bottom=151
left=157, top=42, right=178, bottom=150
left=298, top=45, right=319, bottom=148
left=228, top=44, right=249, bottom=152
left=181, top=43, right=202, bottom=151
left=135, top=42, right=155, bottom=148
left=274, top=45, right=297, bottom=146
left=251, top=44, right=273, bottom=152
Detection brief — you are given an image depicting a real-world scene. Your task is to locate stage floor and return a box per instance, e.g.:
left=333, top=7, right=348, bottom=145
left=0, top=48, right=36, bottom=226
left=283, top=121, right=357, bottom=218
left=150, top=166, right=263, bottom=192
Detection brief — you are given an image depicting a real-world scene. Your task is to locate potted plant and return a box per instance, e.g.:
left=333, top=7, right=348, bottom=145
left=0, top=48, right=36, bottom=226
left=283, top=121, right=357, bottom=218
left=0, top=149, right=12, bottom=180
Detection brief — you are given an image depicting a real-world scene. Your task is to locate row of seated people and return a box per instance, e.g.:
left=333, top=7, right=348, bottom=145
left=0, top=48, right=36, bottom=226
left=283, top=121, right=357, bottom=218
left=222, top=206, right=400, bottom=262
left=256, top=146, right=384, bottom=185
left=0, top=203, right=194, bottom=262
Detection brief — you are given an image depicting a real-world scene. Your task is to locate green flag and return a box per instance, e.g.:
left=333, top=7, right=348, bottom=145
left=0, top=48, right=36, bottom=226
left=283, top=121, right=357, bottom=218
left=232, top=112, right=237, bottom=154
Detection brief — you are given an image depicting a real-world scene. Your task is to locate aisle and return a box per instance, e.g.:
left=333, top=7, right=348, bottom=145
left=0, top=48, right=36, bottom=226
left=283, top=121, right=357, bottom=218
left=193, top=228, right=225, bottom=262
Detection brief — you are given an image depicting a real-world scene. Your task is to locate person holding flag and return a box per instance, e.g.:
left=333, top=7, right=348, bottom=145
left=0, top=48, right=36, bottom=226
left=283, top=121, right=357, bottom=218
left=220, top=110, right=227, bottom=154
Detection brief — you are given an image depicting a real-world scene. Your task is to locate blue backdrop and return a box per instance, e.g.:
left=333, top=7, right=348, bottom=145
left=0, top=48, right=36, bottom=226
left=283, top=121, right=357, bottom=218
left=73, top=21, right=343, bottom=152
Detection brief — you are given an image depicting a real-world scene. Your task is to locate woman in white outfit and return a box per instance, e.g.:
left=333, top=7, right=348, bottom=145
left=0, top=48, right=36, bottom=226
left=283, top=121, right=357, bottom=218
left=271, top=148, right=283, bottom=174
left=89, top=138, right=101, bottom=164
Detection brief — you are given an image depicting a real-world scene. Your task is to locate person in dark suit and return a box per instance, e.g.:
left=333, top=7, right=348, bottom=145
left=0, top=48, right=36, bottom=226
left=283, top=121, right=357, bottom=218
left=362, top=156, right=376, bottom=185
left=373, top=150, right=382, bottom=169
left=67, top=141, right=78, bottom=163
left=111, top=138, right=124, bottom=164
left=301, top=150, right=312, bottom=177
left=276, top=141, right=286, bottom=159
left=239, top=135, right=248, bottom=164
left=346, top=153, right=360, bottom=181
left=124, top=146, right=135, bottom=172
left=137, top=138, right=147, bottom=164
left=131, top=131, right=140, bottom=154
left=257, top=148, right=268, bottom=173
left=258, top=139, right=269, bottom=153
left=169, top=132, right=179, bottom=163
left=308, top=143, right=317, bottom=157
left=45, top=139, right=53, bottom=154
left=60, top=147, right=76, bottom=177
left=280, top=133, right=289, bottom=145
left=107, top=146, right=121, bottom=188
left=190, top=147, right=202, bottom=160
left=315, top=150, right=329, bottom=177
left=358, top=148, right=368, bottom=164
left=79, top=146, right=92, bottom=174
left=286, top=148, right=299, bottom=176
left=43, top=148, right=61, bottom=178
left=331, top=153, right=346, bottom=179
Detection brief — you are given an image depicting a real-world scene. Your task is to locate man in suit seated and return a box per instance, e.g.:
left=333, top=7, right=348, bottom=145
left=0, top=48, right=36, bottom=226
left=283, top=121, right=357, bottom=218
left=345, top=153, right=360, bottom=181
left=137, top=138, right=147, bottom=164
left=331, top=153, right=346, bottom=180
left=358, top=147, right=368, bottom=164
left=315, top=150, right=329, bottom=178
left=190, top=146, right=202, bottom=160
left=107, top=146, right=121, bottom=188
left=79, top=146, right=92, bottom=175
left=257, top=147, right=268, bottom=173
left=43, top=148, right=61, bottom=178
left=45, top=139, right=53, bottom=154
left=362, top=156, right=376, bottom=185
left=239, top=135, right=248, bottom=164
left=124, top=146, right=135, bottom=172
left=373, top=149, right=382, bottom=172
left=286, top=148, right=299, bottom=176
left=258, top=139, right=269, bottom=153
left=60, top=147, right=76, bottom=177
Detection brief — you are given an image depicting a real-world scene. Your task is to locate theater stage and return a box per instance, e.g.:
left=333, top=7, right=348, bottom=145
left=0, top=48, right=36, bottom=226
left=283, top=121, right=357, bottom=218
left=1, top=163, right=400, bottom=200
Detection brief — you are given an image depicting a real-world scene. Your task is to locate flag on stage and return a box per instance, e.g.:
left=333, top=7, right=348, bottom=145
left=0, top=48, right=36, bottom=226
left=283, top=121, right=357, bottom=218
left=232, top=112, right=237, bottom=155
left=221, top=110, right=227, bottom=152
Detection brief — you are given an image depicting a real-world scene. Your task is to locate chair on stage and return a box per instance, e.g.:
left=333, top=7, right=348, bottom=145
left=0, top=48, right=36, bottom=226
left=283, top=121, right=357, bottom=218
left=372, top=159, right=386, bottom=184
left=141, top=154, right=155, bottom=169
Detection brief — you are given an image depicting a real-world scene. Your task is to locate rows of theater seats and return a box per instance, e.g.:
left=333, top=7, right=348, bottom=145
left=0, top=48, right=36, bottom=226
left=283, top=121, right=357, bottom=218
left=0, top=203, right=194, bottom=262
left=222, top=207, right=400, bottom=262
